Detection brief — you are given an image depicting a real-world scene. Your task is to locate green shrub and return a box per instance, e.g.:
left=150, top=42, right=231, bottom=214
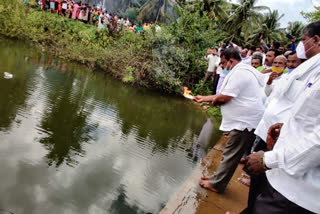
left=207, top=107, right=222, bottom=121
left=122, top=66, right=135, bottom=83
left=0, top=0, right=223, bottom=94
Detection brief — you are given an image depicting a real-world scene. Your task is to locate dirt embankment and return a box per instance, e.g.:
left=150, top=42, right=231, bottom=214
left=160, top=136, right=248, bottom=214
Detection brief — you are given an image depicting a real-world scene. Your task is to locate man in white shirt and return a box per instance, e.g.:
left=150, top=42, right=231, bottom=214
left=194, top=48, right=265, bottom=193
left=258, top=49, right=280, bottom=73
left=265, top=52, right=303, bottom=97
left=264, top=55, right=287, bottom=97
left=203, top=48, right=220, bottom=84
left=251, top=53, right=263, bottom=69
left=241, top=49, right=251, bottom=65
left=246, top=20, right=320, bottom=214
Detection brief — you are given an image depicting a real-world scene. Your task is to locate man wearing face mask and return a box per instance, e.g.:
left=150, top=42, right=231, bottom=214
left=243, top=20, right=320, bottom=214
left=216, top=49, right=231, bottom=94
left=264, top=52, right=303, bottom=97
left=193, top=48, right=265, bottom=194
left=257, top=49, right=281, bottom=73
left=264, top=55, right=287, bottom=97
left=286, top=51, right=303, bottom=73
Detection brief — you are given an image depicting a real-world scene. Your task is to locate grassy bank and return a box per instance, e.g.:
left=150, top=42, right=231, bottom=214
left=0, top=0, right=223, bottom=94
left=207, top=106, right=222, bottom=121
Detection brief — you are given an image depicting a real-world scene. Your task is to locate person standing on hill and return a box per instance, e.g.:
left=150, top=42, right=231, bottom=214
left=71, top=1, right=79, bottom=19
left=203, top=48, right=220, bottom=86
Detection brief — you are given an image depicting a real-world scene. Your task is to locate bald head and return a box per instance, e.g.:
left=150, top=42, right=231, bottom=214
left=272, top=55, right=287, bottom=68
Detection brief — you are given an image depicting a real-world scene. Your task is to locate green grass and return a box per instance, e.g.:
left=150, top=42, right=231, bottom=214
left=207, top=106, right=222, bottom=121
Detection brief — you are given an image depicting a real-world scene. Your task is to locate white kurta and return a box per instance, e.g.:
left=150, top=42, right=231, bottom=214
left=255, top=53, right=320, bottom=142
left=264, top=53, right=320, bottom=213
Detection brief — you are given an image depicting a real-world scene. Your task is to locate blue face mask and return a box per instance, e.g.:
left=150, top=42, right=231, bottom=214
left=223, top=68, right=231, bottom=75
left=286, top=68, right=295, bottom=73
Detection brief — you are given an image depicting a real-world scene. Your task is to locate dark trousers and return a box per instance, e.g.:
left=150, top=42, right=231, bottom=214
left=212, top=73, right=220, bottom=95
left=209, top=129, right=256, bottom=193
left=241, top=136, right=268, bottom=214
left=253, top=180, right=315, bottom=214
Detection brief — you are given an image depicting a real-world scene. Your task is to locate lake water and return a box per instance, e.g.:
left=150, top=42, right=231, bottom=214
left=0, top=37, right=221, bottom=214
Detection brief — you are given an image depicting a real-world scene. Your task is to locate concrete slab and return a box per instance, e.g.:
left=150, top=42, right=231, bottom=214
left=160, top=136, right=248, bottom=214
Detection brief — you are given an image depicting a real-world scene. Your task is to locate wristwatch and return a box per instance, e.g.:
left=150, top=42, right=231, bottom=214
left=261, top=155, right=271, bottom=170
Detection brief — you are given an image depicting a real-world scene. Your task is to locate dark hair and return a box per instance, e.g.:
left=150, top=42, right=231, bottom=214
left=288, top=51, right=296, bottom=56
left=268, top=48, right=281, bottom=57
left=272, top=41, right=281, bottom=50
left=223, top=48, right=241, bottom=61
left=252, top=55, right=263, bottom=64
left=303, top=20, right=320, bottom=37
left=220, top=49, right=225, bottom=58
left=249, top=46, right=256, bottom=52
left=287, top=51, right=305, bottom=63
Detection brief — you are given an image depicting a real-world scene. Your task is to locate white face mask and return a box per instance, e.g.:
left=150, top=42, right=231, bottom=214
left=296, top=37, right=317, bottom=59
left=296, top=41, right=307, bottom=59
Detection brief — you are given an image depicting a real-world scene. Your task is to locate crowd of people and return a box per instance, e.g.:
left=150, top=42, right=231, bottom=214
left=196, top=20, right=320, bottom=214
left=34, top=0, right=157, bottom=34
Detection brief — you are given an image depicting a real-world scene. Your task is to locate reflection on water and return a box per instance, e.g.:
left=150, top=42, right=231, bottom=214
left=0, top=37, right=221, bottom=214
left=191, top=119, right=216, bottom=161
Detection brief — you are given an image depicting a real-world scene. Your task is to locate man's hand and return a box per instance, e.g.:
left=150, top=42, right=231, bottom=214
left=267, top=72, right=282, bottom=85
left=245, top=151, right=265, bottom=175
left=266, top=123, right=283, bottom=150
left=259, top=34, right=263, bottom=42
left=261, top=68, right=272, bottom=74
left=194, top=95, right=216, bottom=103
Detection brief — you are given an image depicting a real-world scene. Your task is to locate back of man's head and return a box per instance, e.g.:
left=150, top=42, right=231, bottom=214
left=224, top=48, right=241, bottom=61
left=272, top=41, right=281, bottom=50
left=249, top=46, right=256, bottom=52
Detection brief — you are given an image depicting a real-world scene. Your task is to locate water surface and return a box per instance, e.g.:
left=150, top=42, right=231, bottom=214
left=0, top=37, right=221, bottom=214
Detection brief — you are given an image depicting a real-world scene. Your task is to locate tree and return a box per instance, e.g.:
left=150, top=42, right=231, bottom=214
left=225, top=0, right=269, bottom=43
left=137, top=0, right=179, bottom=23
left=287, top=21, right=304, bottom=40
left=301, top=7, right=320, bottom=22
left=180, top=0, right=229, bottom=21
left=246, top=10, right=285, bottom=46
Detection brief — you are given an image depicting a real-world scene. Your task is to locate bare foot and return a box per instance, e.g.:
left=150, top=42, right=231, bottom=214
left=237, top=173, right=251, bottom=187
left=199, top=180, right=219, bottom=192
left=200, top=175, right=211, bottom=180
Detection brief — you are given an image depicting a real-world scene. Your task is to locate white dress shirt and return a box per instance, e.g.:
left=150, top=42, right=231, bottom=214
left=219, top=63, right=265, bottom=132
left=241, top=56, right=251, bottom=65
left=264, top=53, right=320, bottom=213
left=204, top=54, right=219, bottom=72
left=255, top=54, right=320, bottom=142
left=265, top=69, right=293, bottom=97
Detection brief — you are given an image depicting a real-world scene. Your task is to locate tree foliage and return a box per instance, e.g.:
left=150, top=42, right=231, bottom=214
left=224, top=0, right=269, bottom=43
left=301, top=7, right=320, bottom=22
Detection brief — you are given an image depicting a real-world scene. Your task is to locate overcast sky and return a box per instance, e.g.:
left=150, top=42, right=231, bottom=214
left=230, top=0, right=318, bottom=28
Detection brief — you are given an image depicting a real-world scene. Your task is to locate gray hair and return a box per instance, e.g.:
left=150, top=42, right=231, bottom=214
left=275, top=55, right=287, bottom=64
left=302, top=20, right=320, bottom=37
